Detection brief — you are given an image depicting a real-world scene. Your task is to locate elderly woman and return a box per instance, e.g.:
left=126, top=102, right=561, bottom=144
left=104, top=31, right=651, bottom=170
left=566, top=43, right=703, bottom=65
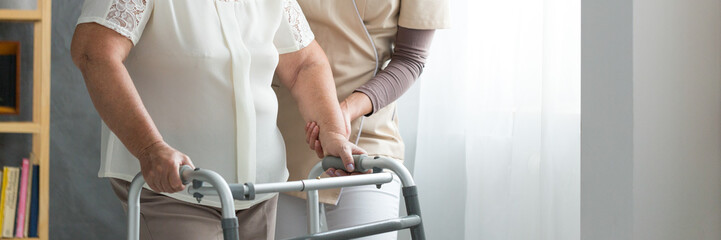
left=71, top=0, right=362, bottom=239
left=275, top=0, right=450, bottom=239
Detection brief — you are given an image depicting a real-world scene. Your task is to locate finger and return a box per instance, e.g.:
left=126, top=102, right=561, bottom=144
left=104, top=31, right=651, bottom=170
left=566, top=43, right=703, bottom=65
left=172, top=156, right=193, bottom=191
left=339, top=144, right=355, bottom=172
left=169, top=164, right=183, bottom=192
left=334, top=169, right=350, bottom=176
left=314, top=140, right=324, bottom=158
left=305, top=123, right=312, bottom=145
left=178, top=156, right=194, bottom=190
left=153, top=165, right=169, bottom=192
left=351, top=169, right=372, bottom=175
left=162, top=162, right=177, bottom=193
left=309, top=125, right=320, bottom=151
left=182, top=156, right=195, bottom=169
left=160, top=167, right=173, bottom=193
left=326, top=168, right=336, bottom=177
left=305, top=122, right=313, bottom=145
left=306, top=122, right=317, bottom=145
left=156, top=176, right=168, bottom=193
left=311, top=125, right=320, bottom=146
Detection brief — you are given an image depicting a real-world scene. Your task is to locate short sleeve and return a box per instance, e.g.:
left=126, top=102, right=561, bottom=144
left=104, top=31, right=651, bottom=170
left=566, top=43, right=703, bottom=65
left=399, top=0, right=451, bottom=30
left=76, top=0, right=154, bottom=45
left=274, top=0, right=315, bottom=54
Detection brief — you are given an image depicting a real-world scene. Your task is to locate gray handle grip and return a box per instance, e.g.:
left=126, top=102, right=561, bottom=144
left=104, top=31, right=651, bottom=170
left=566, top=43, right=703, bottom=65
left=322, top=154, right=369, bottom=173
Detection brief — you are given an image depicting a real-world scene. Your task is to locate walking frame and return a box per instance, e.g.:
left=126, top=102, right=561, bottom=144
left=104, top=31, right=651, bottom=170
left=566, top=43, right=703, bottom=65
left=127, top=155, right=426, bottom=240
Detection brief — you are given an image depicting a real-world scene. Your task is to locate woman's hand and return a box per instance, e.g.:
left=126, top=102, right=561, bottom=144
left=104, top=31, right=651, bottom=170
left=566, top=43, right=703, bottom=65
left=318, top=131, right=367, bottom=173
left=138, top=141, right=195, bottom=193
left=304, top=92, right=374, bottom=176
left=305, top=124, right=370, bottom=176
left=305, top=105, right=351, bottom=157
left=305, top=92, right=372, bottom=154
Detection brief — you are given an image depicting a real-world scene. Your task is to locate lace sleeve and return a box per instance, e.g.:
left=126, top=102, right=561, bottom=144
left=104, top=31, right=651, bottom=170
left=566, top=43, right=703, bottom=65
left=77, top=0, right=153, bottom=45
left=283, top=0, right=313, bottom=46
left=274, top=0, right=315, bottom=54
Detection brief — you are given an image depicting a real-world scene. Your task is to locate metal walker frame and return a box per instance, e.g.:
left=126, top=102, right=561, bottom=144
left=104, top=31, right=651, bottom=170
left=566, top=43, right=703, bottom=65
left=127, top=155, right=425, bottom=240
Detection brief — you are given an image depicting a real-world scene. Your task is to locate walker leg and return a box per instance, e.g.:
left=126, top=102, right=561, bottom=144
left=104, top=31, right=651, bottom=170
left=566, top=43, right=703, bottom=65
left=307, top=190, right=321, bottom=234
left=306, top=161, right=325, bottom=234
left=127, top=173, right=145, bottom=240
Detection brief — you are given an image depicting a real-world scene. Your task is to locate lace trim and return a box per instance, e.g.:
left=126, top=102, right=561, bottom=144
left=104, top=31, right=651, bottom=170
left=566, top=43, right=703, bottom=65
left=283, top=0, right=313, bottom=46
left=105, top=0, right=149, bottom=37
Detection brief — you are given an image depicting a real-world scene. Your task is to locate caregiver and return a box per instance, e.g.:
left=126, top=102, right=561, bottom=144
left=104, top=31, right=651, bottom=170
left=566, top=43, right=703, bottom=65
left=275, top=0, right=450, bottom=239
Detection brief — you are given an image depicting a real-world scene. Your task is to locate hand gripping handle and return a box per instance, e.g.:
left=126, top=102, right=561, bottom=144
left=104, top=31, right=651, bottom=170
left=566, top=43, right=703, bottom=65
left=321, top=154, right=369, bottom=173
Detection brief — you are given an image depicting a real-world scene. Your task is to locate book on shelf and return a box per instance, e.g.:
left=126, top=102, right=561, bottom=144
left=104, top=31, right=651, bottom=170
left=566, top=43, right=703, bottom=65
left=0, top=168, right=2, bottom=231
left=28, top=164, right=39, bottom=237
left=1, top=166, right=19, bottom=237
left=15, top=158, right=29, bottom=237
left=0, top=158, right=40, bottom=238
left=23, top=160, right=34, bottom=237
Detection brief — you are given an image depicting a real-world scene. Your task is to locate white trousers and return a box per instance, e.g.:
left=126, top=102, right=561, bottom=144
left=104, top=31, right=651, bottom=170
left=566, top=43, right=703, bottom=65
left=275, top=173, right=402, bottom=239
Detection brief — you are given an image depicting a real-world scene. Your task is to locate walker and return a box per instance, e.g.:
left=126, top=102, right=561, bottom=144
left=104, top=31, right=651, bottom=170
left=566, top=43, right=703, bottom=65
left=126, top=155, right=426, bottom=240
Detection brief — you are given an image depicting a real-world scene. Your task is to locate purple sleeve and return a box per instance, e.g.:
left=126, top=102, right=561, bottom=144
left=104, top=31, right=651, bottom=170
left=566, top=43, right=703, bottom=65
left=355, top=27, right=435, bottom=116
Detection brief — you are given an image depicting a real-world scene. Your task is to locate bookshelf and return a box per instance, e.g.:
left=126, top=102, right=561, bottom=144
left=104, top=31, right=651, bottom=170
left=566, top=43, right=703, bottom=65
left=0, top=0, right=50, bottom=239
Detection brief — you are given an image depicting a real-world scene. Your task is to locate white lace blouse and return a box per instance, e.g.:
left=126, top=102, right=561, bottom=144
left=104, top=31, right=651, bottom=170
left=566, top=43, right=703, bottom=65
left=77, top=0, right=314, bottom=209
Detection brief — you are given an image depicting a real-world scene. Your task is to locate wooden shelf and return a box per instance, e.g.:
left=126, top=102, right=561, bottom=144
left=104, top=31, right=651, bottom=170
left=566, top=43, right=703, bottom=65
left=0, top=1, right=49, bottom=239
left=0, top=122, right=40, bottom=134
left=0, top=9, right=42, bottom=22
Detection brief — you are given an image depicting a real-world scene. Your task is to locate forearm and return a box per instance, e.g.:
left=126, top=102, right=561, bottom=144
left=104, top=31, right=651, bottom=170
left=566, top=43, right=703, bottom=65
left=78, top=59, right=163, bottom=157
left=354, top=27, right=435, bottom=116
left=290, top=58, right=347, bottom=138
left=278, top=41, right=348, bottom=138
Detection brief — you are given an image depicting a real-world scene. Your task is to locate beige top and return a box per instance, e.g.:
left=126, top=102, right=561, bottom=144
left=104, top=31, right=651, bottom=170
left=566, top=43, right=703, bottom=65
left=274, top=0, right=449, bottom=204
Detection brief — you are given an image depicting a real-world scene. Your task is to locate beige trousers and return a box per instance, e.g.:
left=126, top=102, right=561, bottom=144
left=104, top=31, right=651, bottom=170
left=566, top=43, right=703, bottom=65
left=110, top=178, right=277, bottom=240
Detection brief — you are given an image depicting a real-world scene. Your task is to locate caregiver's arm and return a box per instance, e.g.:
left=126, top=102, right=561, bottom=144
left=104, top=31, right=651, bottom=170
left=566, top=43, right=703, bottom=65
left=351, top=27, right=435, bottom=118
left=71, top=23, right=193, bottom=193
left=276, top=40, right=365, bottom=172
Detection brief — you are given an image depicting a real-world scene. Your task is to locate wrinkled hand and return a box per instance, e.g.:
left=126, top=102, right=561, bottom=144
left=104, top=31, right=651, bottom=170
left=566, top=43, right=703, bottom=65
left=137, top=141, right=195, bottom=193
left=305, top=124, right=370, bottom=176
left=316, top=131, right=368, bottom=176
left=305, top=101, right=353, bottom=157
left=305, top=99, right=371, bottom=176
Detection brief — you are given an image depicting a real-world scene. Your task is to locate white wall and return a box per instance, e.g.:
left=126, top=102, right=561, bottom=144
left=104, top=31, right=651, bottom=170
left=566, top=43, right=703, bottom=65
left=581, top=0, right=634, bottom=239
left=633, top=0, right=721, bottom=239
left=583, top=0, right=721, bottom=239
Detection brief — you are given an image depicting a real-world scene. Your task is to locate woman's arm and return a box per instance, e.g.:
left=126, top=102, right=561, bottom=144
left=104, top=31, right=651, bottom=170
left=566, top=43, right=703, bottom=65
left=71, top=23, right=193, bottom=193
left=276, top=40, right=366, bottom=172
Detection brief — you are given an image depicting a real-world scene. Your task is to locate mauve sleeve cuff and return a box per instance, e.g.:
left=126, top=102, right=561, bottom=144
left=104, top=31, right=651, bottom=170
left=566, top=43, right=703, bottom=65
left=355, top=27, right=435, bottom=116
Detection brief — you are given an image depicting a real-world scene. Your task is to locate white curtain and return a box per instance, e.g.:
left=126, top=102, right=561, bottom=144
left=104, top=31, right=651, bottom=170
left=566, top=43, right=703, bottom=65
left=401, top=0, right=580, bottom=239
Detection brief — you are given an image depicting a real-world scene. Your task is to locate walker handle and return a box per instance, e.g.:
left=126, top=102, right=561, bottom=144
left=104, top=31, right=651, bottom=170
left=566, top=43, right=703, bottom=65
left=322, top=154, right=369, bottom=173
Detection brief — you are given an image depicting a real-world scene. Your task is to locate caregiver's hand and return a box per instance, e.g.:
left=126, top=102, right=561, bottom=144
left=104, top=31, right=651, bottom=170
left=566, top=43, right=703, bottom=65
left=138, top=141, right=195, bottom=193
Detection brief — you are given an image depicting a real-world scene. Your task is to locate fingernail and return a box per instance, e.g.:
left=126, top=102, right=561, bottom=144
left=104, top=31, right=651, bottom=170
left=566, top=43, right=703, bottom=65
left=346, top=164, right=355, bottom=172
left=326, top=170, right=334, bottom=176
